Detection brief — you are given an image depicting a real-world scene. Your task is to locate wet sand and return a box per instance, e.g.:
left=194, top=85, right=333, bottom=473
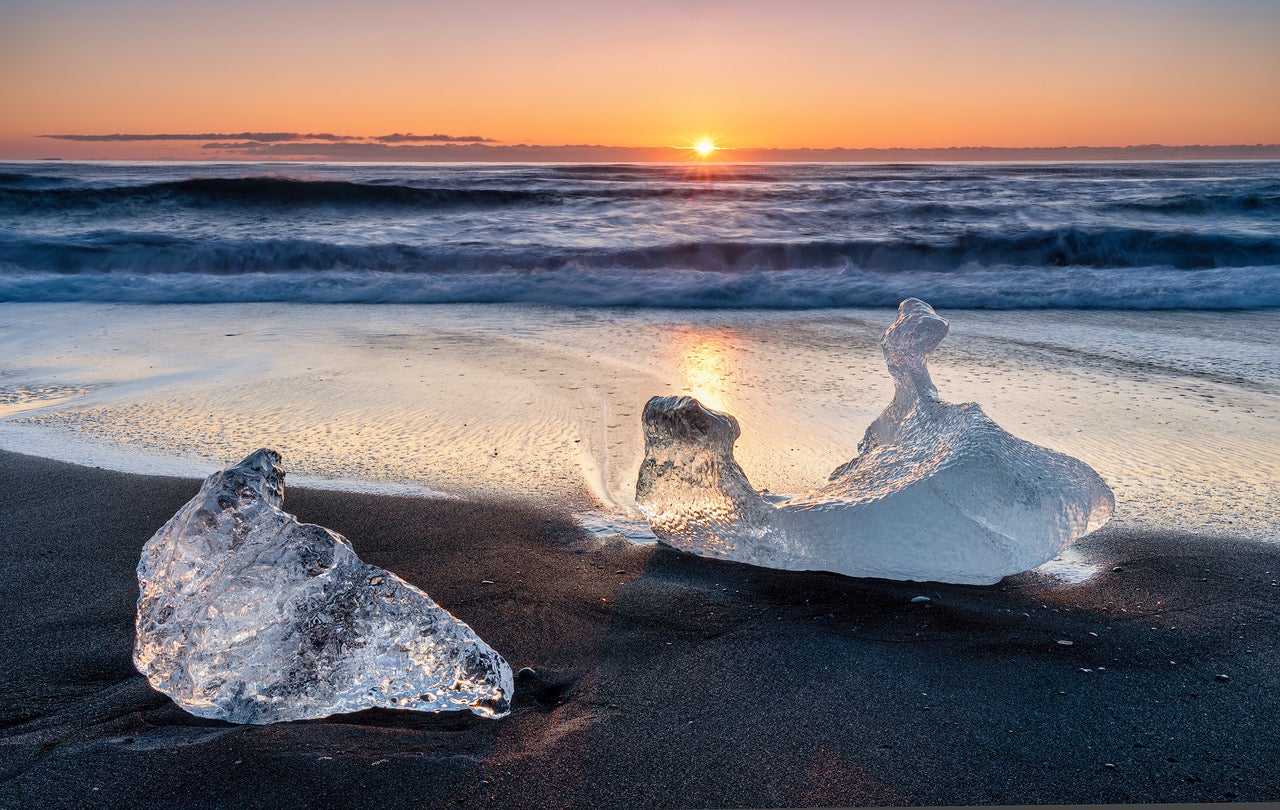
left=3, top=303, right=1278, bottom=541
left=2, top=449, right=1277, bottom=808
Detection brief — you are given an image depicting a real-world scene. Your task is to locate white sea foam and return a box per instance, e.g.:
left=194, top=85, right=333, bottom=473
left=3, top=264, right=1280, bottom=309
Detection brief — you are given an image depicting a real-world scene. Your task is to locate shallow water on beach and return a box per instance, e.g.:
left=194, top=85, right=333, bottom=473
left=1, top=302, right=1276, bottom=542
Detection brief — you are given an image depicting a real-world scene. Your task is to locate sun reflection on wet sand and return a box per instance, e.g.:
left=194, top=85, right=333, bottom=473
left=674, top=328, right=739, bottom=415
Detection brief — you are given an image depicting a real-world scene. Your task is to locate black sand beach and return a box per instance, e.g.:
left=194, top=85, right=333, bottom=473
left=1, top=449, right=1277, bottom=808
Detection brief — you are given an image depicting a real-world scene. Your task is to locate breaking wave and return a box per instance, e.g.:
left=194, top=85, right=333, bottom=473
left=2, top=236, right=1277, bottom=309
left=1105, top=191, right=1280, bottom=215
left=3, top=160, right=1278, bottom=309
left=2, top=266, right=1276, bottom=309
left=0, top=177, right=560, bottom=211
left=2, top=227, right=1276, bottom=276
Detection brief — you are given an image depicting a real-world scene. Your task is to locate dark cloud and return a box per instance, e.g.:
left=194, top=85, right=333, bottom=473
left=375, top=133, right=496, bottom=143
left=198, top=141, right=674, bottom=161
left=41, top=132, right=496, bottom=144
left=192, top=140, right=670, bottom=159
left=39, top=132, right=361, bottom=142
left=200, top=142, right=277, bottom=149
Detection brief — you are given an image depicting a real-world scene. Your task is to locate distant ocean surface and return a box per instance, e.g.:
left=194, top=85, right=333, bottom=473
left=2, top=160, right=1278, bottom=309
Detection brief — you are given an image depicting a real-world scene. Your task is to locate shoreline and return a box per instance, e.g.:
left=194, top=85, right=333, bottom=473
left=3, top=302, right=1278, bottom=542
left=3, top=449, right=1277, bottom=808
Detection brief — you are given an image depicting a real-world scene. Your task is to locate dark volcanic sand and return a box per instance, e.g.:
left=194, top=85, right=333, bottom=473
left=1, top=450, right=1277, bottom=809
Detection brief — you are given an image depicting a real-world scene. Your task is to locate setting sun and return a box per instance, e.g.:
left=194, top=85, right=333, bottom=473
left=693, top=138, right=717, bottom=158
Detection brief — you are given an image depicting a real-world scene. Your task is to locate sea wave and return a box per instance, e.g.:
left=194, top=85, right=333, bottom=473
left=8, top=170, right=1280, bottom=217
left=1105, top=191, right=1280, bottom=215
left=0, top=173, right=865, bottom=210
left=0, top=177, right=561, bottom=211
left=0, top=172, right=78, bottom=190
left=2, top=228, right=1278, bottom=312
left=3, top=161, right=1277, bottom=310
left=2, top=264, right=1276, bottom=309
left=2, top=227, right=1277, bottom=277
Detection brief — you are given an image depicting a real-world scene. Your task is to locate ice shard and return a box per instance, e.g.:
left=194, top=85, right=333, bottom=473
left=636, top=299, right=1114, bottom=585
left=134, top=449, right=513, bottom=723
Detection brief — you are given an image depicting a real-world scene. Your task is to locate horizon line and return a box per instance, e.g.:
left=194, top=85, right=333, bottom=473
left=30, top=136, right=1280, bottom=150
left=12, top=141, right=1280, bottom=164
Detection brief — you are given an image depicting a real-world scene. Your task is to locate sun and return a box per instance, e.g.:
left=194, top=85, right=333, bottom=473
left=693, top=138, right=717, bottom=158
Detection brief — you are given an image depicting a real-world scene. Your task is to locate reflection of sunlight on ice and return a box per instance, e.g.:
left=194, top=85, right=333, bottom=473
left=573, top=511, right=658, bottom=544
left=1035, top=545, right=1101, bottom=584
left=675, top=328, right=738, bottom=414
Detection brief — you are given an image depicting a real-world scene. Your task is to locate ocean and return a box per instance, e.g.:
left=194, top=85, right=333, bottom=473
left=2, top=160, right=1278, bottom=308
left=0, top=161, right=1277, bottom=542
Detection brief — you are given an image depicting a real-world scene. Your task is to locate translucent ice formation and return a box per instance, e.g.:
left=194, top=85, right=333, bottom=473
left=636, top=299, right=1115, bottom=585
left=134, top=449, right=513, bottom=723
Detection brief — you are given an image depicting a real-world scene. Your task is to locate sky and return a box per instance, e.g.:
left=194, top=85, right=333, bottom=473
left=2, top=0, right=1278, bottom=161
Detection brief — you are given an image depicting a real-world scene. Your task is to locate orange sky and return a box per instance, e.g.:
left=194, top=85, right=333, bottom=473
left=2, top=0, right=1278, bottom=160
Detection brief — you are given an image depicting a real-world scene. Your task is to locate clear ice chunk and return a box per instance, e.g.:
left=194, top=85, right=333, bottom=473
left=636, top=299, right=1115, bottom=585
left=134, top=449, right=513, bottom=723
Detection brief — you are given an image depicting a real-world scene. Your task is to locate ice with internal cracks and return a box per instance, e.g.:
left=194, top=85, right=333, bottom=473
left=636, top=298, right=1114, bottom=585
left=134, top=449, right=513, bottom=723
